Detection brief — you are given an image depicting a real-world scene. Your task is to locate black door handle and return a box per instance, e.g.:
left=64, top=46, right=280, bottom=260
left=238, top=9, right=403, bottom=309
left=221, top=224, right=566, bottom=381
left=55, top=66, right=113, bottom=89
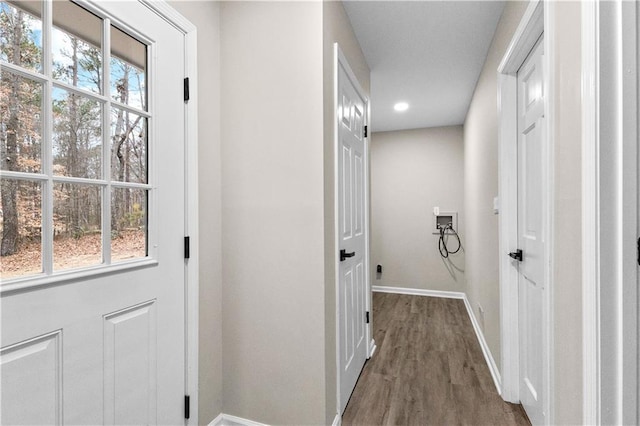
left=508, top=249, right=523, bottom=262
left=340, top=249, right=355, bottom=261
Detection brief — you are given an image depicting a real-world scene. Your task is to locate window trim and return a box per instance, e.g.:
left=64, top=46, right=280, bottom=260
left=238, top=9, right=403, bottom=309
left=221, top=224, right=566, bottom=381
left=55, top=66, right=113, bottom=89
left=0, top=0, right=156, bottom=289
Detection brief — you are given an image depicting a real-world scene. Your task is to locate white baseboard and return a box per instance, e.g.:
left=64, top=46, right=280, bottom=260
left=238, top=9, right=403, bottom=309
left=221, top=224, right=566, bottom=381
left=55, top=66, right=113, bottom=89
left=368, top=339, right=377, bottom=358
left=370, top=285, right=502, bottom=395
left=462, top=295, right=502, bottom=395
left=372, top=285, right=465, bottom=300
left=210, top=413, right=269, bottom=426
left=332, top=413, right=341, bottom=426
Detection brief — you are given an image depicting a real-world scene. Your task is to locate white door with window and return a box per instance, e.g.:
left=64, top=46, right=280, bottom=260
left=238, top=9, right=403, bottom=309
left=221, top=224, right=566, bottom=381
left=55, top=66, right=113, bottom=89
left=515, top=36, right=545, bottom=426
left=337, top=51, right=368, bottom=413
left=0, top=1, right=187, bottom=424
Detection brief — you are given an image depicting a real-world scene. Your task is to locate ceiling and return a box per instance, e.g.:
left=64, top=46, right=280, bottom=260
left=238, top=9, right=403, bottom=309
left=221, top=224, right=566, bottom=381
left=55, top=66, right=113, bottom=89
left=343, top=1, right=505, bottom=132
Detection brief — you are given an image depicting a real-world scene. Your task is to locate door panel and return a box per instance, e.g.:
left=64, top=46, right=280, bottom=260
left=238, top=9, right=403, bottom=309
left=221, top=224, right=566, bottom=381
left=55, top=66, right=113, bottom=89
left=103, top=300, right=158, bottom=425
left=0, top=2, right=186, bottom=424
left=517, top=36, right=545, bottom=426
left=0, top=331, right=62, bottom=425
left=338, top=61, right=368, bottom=413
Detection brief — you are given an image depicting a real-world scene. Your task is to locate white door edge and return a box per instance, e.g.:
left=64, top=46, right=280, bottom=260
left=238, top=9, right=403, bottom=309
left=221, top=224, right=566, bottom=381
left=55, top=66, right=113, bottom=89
left=498, top=1, right=554, bottom=424
left=333, top=42, right=371, bottom=417
left=580, top=1, right=600, bottom=424
left=138, top=2, right=200, bottom=424
left=587, top=1, right=640, bottom=424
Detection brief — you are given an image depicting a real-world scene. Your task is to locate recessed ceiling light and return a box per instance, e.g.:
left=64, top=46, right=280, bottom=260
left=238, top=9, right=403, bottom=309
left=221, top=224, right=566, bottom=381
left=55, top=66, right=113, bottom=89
left=394, top=102, right=409, bottom=112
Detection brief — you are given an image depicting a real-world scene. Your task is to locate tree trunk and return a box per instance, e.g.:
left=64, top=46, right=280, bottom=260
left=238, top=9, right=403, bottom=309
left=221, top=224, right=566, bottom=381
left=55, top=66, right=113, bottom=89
left=1, top=12, right=23, bottom=256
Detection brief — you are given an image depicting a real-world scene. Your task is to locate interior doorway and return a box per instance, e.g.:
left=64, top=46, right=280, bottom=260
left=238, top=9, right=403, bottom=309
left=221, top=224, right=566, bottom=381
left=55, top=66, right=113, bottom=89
left=334, top=43, right=372, bottom=415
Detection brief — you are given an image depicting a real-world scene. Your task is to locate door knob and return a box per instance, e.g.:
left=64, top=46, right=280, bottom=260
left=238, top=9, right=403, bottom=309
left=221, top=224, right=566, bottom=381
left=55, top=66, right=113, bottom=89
left=508, top=249, right=523, bottom=262
left=340, top=249, right=355, bottom=262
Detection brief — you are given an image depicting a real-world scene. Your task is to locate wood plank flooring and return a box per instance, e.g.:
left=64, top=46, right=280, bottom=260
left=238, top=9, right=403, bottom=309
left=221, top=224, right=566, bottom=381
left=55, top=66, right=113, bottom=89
left=342, top=293, right=530, bottom=426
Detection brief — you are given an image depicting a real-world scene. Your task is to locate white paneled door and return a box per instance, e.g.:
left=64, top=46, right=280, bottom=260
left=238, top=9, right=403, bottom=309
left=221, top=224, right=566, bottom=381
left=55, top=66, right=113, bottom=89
left=0, top=1, right=187, bottom=424
left=337, top=56, right=368, bottom=413
left=515, top=36, right=545, bottom=426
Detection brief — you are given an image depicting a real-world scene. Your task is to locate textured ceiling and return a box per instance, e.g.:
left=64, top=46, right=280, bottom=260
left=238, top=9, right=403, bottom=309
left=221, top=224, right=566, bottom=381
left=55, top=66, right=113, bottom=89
left=343, top=1, right=505, bottom=132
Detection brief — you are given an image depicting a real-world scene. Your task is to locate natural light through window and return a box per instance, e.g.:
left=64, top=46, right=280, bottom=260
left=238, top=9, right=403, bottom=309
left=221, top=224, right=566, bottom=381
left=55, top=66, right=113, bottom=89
left=0, top=0, right=150, bottom=283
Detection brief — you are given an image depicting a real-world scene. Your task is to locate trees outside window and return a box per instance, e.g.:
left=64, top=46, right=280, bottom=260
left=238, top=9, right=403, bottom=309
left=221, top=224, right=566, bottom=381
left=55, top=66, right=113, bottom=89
left=1, top=0, right=149, bottom=280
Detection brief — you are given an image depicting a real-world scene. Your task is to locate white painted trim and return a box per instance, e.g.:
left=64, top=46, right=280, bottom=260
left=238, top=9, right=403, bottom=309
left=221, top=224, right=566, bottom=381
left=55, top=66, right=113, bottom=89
left=209, top=414, right=269, bottom=426
left=372, top=285, right=464, bottom=300
left=498, top=0, right=543, bottom=74
left=498, top=1, right=554, bottom=423
left=542, top=4, right=556, bottom=424
left=581, top=1, right=600, bottom=424
left=332, top=413, right=342, bottom=426
left=333, top=42, right=341, bottom=420
left=334, top=43, right=371, bottom=417
left=463, top=295, right=502, bottom=396
left=369, top=339, right=377, bottom=358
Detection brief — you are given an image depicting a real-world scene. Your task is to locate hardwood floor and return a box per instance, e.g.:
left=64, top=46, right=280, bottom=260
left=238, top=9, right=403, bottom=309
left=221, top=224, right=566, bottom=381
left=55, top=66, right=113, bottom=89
left=342, top=293, right=530, bottom=426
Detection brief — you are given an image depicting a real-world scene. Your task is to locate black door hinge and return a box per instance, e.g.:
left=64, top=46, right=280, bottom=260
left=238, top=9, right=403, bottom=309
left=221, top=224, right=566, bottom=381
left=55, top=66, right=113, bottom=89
left=637, top=237, right=639, bottom=265
left=364, top=125, right=368, bottom=138
left=366, top=311, right=370, bottom=324
left=184, top=395, right=190, bottom=419
left=184, top=77, right=190, bottom=102
left=184, top=236, right=190, bottom=259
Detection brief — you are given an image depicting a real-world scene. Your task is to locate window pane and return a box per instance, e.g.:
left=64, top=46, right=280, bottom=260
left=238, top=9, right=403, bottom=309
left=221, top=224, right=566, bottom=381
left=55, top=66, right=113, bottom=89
left=0, top=178, right=42, bottom=280
left=110, top=25, right=146, bottom=110
left=1, top=71, right=42, bottom=173
left=111, top=187, right=146, bottom=262
left=52, top=0, right=102, bottom=94
left=0, top=1, right=43, bottom=72
left=52, top=87, right=102, bottom=179
left=111, top=107, right=146, bottom=183
left=53, top=182, right=101, bottom=270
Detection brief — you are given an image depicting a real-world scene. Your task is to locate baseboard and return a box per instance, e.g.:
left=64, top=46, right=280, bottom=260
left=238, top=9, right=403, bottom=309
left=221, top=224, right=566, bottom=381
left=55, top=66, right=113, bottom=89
left=209, top=413, right=269, bottom=426
left=462, top=295, right=502, bottom=395
left=372, top=285, right=465, bottom=300
left=332, top=413, right=341, bottom=426
left=368, top=338, right=377, bottom=358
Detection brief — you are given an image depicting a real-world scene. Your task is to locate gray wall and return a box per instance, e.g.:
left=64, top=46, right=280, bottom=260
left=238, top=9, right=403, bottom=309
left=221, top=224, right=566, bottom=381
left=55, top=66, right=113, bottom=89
left=220, top=2, right=327, bottom=424
left=550, top=1, right=583, bottom=423
left=371, top=126, right=465, bottom=293
left=322, top=1, right=371, bottom=422
left=165, top=2, right=223, bottom=424
left=463, top=0, right=528, bottom=370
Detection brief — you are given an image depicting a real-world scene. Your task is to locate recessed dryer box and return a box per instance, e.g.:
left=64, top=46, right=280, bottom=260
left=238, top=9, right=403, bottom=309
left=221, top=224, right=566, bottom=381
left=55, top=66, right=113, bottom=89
left=433, top=211, right=458, bottom=234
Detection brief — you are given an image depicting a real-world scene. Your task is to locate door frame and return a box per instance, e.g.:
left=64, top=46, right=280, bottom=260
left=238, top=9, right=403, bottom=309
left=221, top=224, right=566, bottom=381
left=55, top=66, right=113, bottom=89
left=582, top=0, right=639, bottom=424
left=497, top=0, right=553, bottom=423
left=134, top=2, right=199, bottom=424
left=333, top=42, right=373, bottom=416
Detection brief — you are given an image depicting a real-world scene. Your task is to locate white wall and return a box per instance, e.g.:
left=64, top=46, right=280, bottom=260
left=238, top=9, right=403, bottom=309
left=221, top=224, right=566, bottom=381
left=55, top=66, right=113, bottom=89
left=463, top=0, right=528, bottom=368
left=165, top=2, right=222, bottom=424
left=371, top=126, right=465, bottom=293
left=220, top=2, right=327, bottom=424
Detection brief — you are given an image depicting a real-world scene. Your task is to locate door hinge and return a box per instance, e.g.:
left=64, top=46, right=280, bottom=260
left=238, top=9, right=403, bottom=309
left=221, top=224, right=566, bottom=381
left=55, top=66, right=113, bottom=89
left=184, top=236, right=190, bottom=259
left=364, top=125, right=368, bottom=138
left=184, top=77, right=190, bottom=102
left=637, top=237, right=639, bottom=265
left=366, top=311, right=370, bottom=324
left=184, top=395, right=190, bottom=419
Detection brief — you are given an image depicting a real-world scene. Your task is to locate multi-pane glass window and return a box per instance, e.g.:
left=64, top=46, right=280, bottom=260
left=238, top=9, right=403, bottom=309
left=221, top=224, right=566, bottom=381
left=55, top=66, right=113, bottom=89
left=0, top=0, right=150, bottom=283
